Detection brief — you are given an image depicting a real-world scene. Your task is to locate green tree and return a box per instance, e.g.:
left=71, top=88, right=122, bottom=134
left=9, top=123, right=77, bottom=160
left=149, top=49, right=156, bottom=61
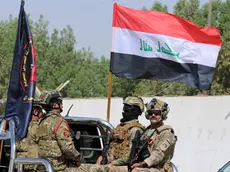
left=173, top=0, right=200, bottom=22
left=0, top=15, right=18, bottom=99
left=210, top=0, right=230, bottom=94
left=142, top=1, right=168, bottom=12
left=151, top=1, right=168, bottom=12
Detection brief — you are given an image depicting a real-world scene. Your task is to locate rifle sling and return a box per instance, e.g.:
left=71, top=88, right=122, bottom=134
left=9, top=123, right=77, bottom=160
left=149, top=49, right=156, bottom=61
left=136, top=129, right=156, bottom=158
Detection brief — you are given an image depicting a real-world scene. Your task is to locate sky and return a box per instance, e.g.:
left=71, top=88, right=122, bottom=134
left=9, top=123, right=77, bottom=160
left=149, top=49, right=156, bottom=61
left=0, top=0, right=210, bottom=58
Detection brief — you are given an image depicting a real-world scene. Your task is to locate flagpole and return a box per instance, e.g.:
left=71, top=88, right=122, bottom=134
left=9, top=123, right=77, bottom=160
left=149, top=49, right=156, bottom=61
left=106, top=71, right=113, bottom=121
left=208, top=0, right=212, bottom=26
left=0, top=120, right=7, bottom=163
left=106, top=6, right=116, bottom=122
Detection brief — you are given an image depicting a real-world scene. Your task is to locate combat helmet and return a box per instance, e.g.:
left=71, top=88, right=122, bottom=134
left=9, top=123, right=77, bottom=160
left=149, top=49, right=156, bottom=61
left=41, top=90, right=63, bottom=105
left=32, top=98, right=43, bottom=108
left=123, top=96, right=144, bottom=114
left=145, top=98, right=170, bottom=120
left=31, top=98, right=44, bottom=117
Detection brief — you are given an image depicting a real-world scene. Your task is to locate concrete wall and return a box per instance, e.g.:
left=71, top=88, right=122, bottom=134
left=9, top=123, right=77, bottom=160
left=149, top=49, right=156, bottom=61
left=62, top=96, right=230, bottom=172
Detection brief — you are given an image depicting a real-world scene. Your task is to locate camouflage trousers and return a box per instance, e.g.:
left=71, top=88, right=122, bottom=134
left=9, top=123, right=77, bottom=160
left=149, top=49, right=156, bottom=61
left=107, top=162, right=173, bottom=172
left=36, top=163, right=93, bottom=172
left=89, top=164, right=112, bottom=172
left=64, top=163, right=95, bottom=172
left=108, top=166, right=164, bottom=172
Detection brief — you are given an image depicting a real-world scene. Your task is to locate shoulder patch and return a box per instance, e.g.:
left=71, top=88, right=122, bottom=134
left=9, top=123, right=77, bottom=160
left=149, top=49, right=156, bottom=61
left=159, top=139, right=171, bottom=152
left=63, top=128, right=70, bottom=138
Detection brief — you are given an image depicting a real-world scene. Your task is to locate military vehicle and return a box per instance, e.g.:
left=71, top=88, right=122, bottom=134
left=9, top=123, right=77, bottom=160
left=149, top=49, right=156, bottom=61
left=0, top=116, right=179, bottom=172
left=0, top=115, right=115, bottom=172
left=0, top=81, right=179, bottom=172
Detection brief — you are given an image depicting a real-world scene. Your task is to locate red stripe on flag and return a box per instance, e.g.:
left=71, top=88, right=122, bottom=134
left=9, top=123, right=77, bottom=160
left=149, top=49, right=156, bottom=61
left=31, top=44, right=37, bottom=82
left=112, top=3, right=222, bottom=46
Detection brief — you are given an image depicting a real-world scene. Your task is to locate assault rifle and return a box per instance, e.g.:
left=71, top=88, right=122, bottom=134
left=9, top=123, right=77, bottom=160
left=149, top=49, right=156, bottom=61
left=128, top=130, right=155, bottom=172
left=101, top=133, right=111, bottom=165
left=128, top=130, right=141, bottom=172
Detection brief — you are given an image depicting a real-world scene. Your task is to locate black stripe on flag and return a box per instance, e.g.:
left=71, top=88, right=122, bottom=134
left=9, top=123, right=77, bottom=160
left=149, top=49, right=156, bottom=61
left=110, top=52, right=215, bottom=90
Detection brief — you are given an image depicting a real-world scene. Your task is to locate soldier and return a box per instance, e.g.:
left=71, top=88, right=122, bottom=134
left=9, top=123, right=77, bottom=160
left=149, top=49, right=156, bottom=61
left=36, top=90, right=90, bottom=172
left=109, top=98, right=178, bottom=172
left=16, top=99, right=45, bottom=172
left=90, top=96, right=145, bottom=172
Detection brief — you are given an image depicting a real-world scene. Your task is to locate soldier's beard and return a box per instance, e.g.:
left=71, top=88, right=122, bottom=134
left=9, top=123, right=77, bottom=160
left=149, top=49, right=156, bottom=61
left=150, top=117, right=161, bottom=125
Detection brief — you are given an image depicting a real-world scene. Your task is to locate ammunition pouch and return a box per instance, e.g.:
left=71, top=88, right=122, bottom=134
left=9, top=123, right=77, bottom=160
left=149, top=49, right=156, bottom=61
left=111, top=121, right=145, bottom=141
left=110, top=121, right=145, bottom=160
left=111, top=129, right=125, bottom=141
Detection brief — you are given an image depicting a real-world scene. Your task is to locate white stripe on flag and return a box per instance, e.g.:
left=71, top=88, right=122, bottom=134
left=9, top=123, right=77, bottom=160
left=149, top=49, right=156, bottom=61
left=112, top=28, right=221, bottom=68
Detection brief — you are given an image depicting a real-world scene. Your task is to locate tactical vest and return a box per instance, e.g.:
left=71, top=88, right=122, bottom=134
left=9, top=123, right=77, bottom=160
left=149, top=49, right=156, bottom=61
left=110, top=121, right=144, bottom=160
left=147, top=125, right=177, bottom=172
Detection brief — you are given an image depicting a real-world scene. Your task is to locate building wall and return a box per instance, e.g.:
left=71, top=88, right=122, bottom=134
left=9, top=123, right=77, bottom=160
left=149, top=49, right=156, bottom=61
left=62, top=96, right=230, bottom=172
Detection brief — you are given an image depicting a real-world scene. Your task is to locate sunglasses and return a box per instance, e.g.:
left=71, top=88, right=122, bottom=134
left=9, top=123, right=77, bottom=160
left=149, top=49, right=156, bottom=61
left=123, top=104, right=139, bottom=113
left=147, top=110, right=161, bottom=116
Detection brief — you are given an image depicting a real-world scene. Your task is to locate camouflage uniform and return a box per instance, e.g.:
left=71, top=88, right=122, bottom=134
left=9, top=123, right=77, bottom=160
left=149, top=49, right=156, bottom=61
left=108, top=98, right=178, bottom=172
left=16, top=120, right=39, bottom=171
left=36, top=111, right=88, bottom=172
left=90, top=120, right=144, bottom=172
left=35, top=90, right=92, bottom=172
left=90, top=96, right=145, bottom=172
left=108, top=125, right=177, bottom=172
left=16, top=99, right=44, bottom=172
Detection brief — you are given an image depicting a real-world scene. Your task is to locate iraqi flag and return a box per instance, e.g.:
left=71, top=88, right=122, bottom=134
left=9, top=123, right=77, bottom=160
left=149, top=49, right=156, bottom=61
left=110, top=3, right=222, bottom=90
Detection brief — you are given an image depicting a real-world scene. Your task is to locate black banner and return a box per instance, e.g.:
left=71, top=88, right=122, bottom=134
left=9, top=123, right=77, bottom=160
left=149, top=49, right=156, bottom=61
left=4, top=0, right=37, bottom=140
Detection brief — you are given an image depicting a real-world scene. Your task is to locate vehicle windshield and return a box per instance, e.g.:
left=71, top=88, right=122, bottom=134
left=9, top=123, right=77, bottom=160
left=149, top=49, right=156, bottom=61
left=219, top=161, right=230, bottom=172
